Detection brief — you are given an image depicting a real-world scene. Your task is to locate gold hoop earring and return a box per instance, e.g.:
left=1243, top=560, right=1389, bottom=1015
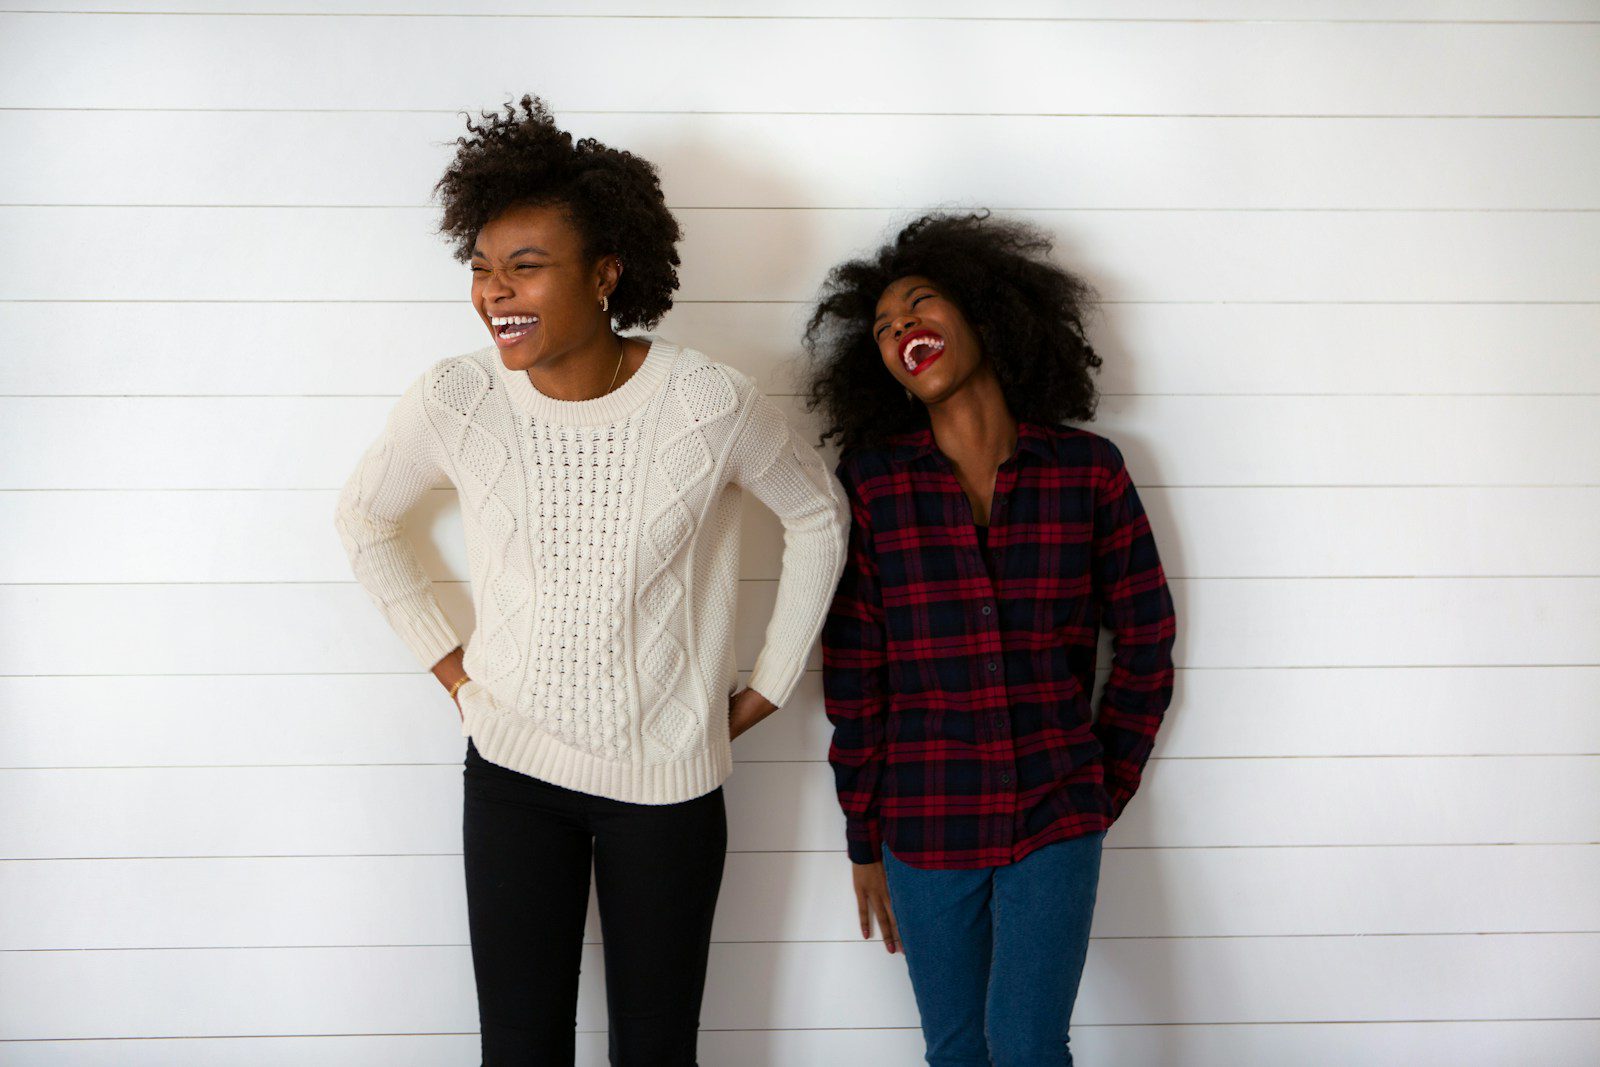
left=600, top=295, right=610, bottom=313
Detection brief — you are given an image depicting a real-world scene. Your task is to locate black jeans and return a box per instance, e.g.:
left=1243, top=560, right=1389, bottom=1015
left=462, top=739, right=728, bottom=1066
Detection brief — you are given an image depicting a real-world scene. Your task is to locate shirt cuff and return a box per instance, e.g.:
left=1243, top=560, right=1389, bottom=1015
left=846, top=816, right=883, bottom=865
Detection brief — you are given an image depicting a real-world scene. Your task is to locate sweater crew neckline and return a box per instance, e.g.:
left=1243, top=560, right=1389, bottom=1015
left=494, top=336, right=674, bottom=426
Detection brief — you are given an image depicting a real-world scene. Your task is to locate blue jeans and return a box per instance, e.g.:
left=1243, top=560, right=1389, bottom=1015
left=883, top=830, right=1106, bottom=1067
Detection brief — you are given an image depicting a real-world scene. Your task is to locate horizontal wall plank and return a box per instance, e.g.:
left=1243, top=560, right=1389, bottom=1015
left=6, top=303, right=1598, bottom=398
left=3, top=16, right=1597, bottom=115
left=4, top=577, right=1599, bottom=675
left=6, top=207, right=1600, bottom=303
left=3, top=845, right=1595, bottom=950
left=4, top=667, right=1598, bottom=767
left=8, top=112, right=1599, bottom=210
left=5, top=486, right=1598, bottom=584
left=1088, top=395, right=1600, bottom=487
left=0, top=756, right=1594, bottom=857
left=6, top=394, right=1599, bottom=489
left=2, top=935, right=1595, bottom=1039
left=6, top=1023, right=1600, bottom=1067
left=4, top=1, right=1598, bottom=19
left=1140, top=487, right=1600, bottom=577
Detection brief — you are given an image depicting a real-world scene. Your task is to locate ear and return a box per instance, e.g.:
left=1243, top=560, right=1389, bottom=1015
left=596, top=254, right=624, bottom=299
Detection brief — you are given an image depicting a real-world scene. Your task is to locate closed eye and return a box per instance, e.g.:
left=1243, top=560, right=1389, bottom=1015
left=874, top=294, right=934, bottom=340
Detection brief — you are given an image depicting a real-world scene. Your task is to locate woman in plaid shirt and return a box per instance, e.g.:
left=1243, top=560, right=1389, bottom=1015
left=804, top=211, right=1177, bottom=1067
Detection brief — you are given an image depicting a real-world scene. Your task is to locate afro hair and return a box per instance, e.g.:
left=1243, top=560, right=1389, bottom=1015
left=433, top=94, right=682, bottom=331
left=803, top=210, right=1103, bottom=452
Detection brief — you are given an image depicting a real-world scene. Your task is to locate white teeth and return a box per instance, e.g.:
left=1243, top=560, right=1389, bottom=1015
left=901, top=335, right=945, bottom=369
left=490, top=315, right=538, bottom=327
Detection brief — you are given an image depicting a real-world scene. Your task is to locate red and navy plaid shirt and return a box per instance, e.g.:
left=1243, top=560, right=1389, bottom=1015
left=822, top=419, right=1177, bottom=869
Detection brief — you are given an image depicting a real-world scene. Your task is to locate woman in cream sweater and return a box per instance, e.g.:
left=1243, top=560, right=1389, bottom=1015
left=333, top=95, right=848, bottom=1066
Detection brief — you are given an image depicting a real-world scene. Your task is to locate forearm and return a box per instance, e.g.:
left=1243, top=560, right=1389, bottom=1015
left=1090, top=438, right=1177, bottom=814
left=821, top=458, right=890, bottom=863
left=333, top=419, right=463, bottom=671
left=740, top=425, right=851, bottom=709
left=746, top=516, right=849, bottom=707
left=1093, top=607, right=1175, bottom=811
left=824, top=634, right=890, bottom=863
left=832, top=749, right=886, bottom=865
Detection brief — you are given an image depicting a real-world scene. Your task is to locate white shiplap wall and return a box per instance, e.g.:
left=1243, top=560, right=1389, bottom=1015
left=2, top=2, right=1598, bottom=1064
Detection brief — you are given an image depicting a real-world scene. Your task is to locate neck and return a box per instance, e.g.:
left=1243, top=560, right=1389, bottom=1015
left=925, top=367, right=1017, bottom=469
left=524, top=323, right=632, bottom=402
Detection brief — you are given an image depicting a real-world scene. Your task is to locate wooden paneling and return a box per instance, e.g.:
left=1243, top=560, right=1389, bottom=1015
left=4, top=6, right=1596, bottom=1062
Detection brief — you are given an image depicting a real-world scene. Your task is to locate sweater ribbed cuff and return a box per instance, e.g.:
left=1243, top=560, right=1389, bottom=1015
left=746, top=645, right=808, bottom=710
left=394, top=603, right=463, bottom=672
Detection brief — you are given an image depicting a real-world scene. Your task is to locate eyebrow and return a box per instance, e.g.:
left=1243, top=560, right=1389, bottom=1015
left=873, top=284, right=936, bottom=324
left=471, top=245, right=551, bottom=260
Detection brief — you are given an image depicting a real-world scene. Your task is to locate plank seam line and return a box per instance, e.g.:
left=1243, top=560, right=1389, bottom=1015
left=7, top=931, right=1600, bottom=954
left=5, top=843, right=1599, bottom=862
left=9, top=204, right=1600, bottom=213
left=6, top=751, right=1598, bottom=769
left=5, top=11, right=1600, bottom=23
left=5, top=108, right=1600, bottom=120
left=3, top=1019, right=1599, bottom=1043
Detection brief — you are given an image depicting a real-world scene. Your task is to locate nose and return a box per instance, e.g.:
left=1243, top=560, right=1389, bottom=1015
left=481, top=266, right=515, bottom=301
left=892, top=314, right=919, bottom=339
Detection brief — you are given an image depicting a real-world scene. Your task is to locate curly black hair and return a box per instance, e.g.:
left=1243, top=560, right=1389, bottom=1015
left=432, top=94, right=682, bottom=331
left=802, top=210, right=1103, bottom=452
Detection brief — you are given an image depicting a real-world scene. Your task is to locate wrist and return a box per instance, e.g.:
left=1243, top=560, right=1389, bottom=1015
left=746, top=687, right=779, bottom=714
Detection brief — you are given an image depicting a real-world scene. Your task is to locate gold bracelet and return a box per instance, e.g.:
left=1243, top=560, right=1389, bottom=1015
left=448, top=675, right=471, bottom=700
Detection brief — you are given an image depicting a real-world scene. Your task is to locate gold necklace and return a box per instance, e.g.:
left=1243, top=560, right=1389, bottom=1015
left=602, top=337, right=625, bottom=396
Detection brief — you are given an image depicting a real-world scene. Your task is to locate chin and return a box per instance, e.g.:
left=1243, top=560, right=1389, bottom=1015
left=908, top=362, right=956, bottom=392
left=914, top=372, right=974, bottom=407
left=498, top=339, right=543, bottom=369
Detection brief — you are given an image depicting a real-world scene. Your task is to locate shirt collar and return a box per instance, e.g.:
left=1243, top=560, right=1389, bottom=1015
left=886, top=419, right=1054, bottom=466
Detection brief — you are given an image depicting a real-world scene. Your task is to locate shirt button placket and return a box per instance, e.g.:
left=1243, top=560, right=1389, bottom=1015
left=982, top=484, right=1015, bottom=837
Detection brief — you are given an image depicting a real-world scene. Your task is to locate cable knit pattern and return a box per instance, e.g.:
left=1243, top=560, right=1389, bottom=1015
left=334, top=338, right=849, bottom=804
left=635, top=361, right=742, bottom=762
left=420, top=359, right=535, bottom=704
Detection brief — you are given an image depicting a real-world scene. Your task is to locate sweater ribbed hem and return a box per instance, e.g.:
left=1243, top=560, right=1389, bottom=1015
left=462, top=702, right=734, bottom=805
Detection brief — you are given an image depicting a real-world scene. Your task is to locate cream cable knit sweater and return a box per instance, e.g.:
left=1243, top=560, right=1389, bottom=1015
left=334, top=337, right=849, bottom=804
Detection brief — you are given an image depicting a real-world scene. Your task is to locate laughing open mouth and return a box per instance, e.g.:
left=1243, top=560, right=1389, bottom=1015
left=490, top=314, right=539, bottom=344
left=898, top=329, right=946, bottom=375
